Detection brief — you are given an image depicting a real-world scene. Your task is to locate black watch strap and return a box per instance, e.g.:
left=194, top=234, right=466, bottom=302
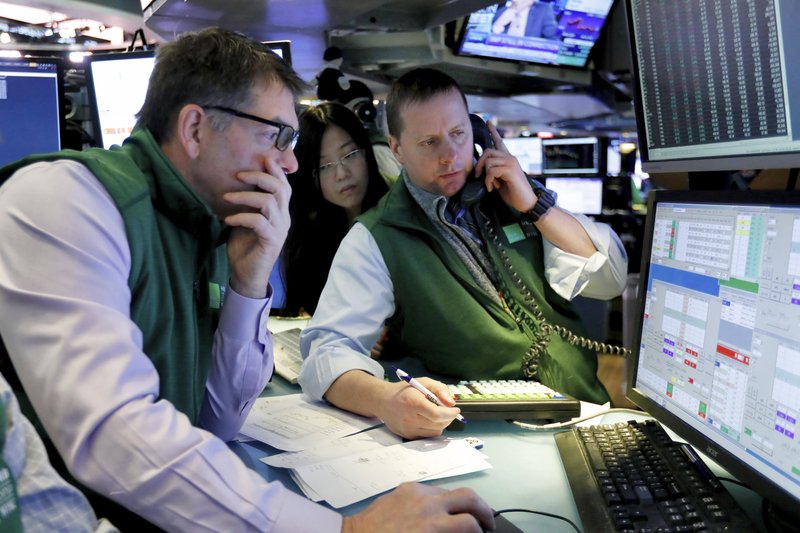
left=523, top=186, right=556, bottom=223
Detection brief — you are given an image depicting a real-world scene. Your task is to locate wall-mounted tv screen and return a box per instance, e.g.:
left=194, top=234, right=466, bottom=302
left=456, top=0, right=616, bottom=68
left=542, top=136, right=600, bottom=175
left=0, top=57, right=65, bottom=167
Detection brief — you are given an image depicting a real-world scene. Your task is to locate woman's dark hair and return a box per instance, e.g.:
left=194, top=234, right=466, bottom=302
left=282, top=102, right=388, bottom=315
left=136, top=27, right=307, bottom=143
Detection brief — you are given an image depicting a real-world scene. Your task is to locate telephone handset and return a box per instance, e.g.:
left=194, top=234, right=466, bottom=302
left=460, top=113, right=495, bottom=206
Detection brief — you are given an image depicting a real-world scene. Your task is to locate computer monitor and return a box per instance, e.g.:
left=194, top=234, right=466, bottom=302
left=625, top=0, right=800, bottom=173
left=0, top=57, right=65, bottom=167
left=629, top=189, right=800, bottom=528
left=504, top=136, right=543, bottom=175
left=455, top=0, right=616, bottom=68
left=544, top=176, right=603, bottom=215
left=264, top=40, right=292, bottom=65
left=85, top=50, right=156, bottom=149
left=541, top=137, right=600, bottom=175
left=606, top=139, right=622, bottom=176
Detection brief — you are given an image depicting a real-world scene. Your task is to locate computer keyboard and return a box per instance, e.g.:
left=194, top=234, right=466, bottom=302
left=447, top=380, right=580, bottom=421
left=555, top=419, right=756, bottom=532
left=272, top=328, right=303, bottom=384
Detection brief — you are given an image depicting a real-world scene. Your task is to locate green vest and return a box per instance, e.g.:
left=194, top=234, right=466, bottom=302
left=0, top=129, right=228, bottom=423
left=359, top=178, right=610, bottom=404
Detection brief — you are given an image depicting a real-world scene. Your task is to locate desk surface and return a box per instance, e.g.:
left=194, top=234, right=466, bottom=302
left=234, top=375, right=766, bottom=532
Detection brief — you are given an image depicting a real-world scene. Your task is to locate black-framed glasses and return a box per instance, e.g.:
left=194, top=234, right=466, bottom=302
left=203, top=105, right=298, bottom=151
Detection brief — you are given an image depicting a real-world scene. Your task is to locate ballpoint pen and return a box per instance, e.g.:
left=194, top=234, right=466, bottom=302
left=392, top=366, right=467, bottom=424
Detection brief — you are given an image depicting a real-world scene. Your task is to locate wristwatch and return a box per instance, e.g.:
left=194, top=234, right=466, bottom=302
left=522, top=184, right=557, bottom=223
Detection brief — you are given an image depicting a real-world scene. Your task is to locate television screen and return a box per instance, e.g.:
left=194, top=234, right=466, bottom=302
left=625, top=0, right=800, bottom=172
left=0, top=57, right=65, bottom=167
left=504, top=136, right=543, bottom=175
left=85, top=50, right=156, bottom=149
left=541, top=136, right=600, bottom=175
left=456, top=0, right=616, bottom=68
left=544, top=176, right=603, bottom=214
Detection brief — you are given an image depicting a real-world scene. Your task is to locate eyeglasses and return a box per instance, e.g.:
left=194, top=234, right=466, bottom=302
left=318, top=148, right=365, bottom=179
left=203, top=105, right=298, bottom=151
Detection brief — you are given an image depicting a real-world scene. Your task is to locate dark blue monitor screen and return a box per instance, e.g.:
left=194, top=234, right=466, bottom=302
left=0, top=58, right=63, bottom=167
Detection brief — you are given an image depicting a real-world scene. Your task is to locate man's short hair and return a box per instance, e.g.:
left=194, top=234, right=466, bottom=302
left=136, top=27, right=308, bottom=143
left=385, top=68, right=468, bottom=139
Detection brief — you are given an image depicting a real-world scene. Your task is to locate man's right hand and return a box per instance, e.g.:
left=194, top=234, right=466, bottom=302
left=378, top=378, right=462, bottom=439
left=342, top=482, right=495, bottom=533
left=325, top=370, right=462, bottom=440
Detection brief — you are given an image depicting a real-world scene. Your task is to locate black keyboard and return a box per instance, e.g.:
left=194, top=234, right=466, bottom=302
left=555, top=420, right=756, bottom=532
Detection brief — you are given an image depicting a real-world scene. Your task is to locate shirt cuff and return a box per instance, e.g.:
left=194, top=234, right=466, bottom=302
left=272, top=489, right=342, bottom=533
left=544, top=245, right=608, bottom=300
left=219, top=285, right=271, bottom=345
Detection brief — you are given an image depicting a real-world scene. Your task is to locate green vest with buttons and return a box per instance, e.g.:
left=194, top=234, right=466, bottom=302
left=0, top=128, right=228, bottom=423
left=358, top=178, right=610, bottom=404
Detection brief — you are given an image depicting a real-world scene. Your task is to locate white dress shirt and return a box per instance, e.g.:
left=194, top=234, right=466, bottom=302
left=298, top=213, right=628, bottom=401
left=0, top=160, right=341, bottom=532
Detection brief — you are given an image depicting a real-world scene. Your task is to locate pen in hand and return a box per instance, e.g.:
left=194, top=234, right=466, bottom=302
left=392, top=366, right=467, bottom=424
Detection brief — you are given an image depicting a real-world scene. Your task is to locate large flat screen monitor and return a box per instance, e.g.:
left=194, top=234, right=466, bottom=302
left=85, top=50, right=156, bottom=149
left=0, top=57, right=65, bottom=167
left=544, top=176, right=603, bottom=214
left=541, top=136, right=600, bottom=175
left=456, top=0, right=616, bottom=68
left=85, top=41, right=291, bottom=150
left=629, top=189, right=800, bottom=528
left=625, top=0, right=800, bottom=173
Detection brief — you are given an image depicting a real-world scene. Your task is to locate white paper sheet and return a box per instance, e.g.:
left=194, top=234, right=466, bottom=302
left=289, top=438, right=490, bottom=508
left=239, top=394, right=381, bottom=451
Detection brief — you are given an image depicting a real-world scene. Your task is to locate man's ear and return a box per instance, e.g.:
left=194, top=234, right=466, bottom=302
left=388, top=134, right=403, bottom=165
left=174, top=104, right=205, bottom=160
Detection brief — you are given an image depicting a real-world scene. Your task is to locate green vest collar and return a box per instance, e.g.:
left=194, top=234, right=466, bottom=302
left=117, top=128, right=228, bottom=246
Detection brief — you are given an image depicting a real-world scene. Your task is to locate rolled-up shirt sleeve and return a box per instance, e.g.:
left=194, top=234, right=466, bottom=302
left=0, top=161, right=341, bottom=532
left=298, top=223, right=391, bottom=401
left=542, top=212, right=628, bottom=301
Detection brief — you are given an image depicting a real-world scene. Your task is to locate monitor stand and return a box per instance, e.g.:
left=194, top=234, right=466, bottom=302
left=687, top=170, right=732, bottom=190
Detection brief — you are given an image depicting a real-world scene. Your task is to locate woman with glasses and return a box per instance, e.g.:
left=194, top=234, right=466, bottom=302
left=280, top=102, right=388, bottom=316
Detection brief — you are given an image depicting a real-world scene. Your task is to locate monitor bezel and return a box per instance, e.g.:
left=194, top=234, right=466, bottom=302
left=453, top=0, right=618, bottom=70
left=263, top=40, right=292, bottom=66
left=627, top=188, right=800, bottom=516
left=0, top=55, right=68, bottom=162
left=84, top=49, right=156, bottom=149
left=623, top=0, right=800, bottom=173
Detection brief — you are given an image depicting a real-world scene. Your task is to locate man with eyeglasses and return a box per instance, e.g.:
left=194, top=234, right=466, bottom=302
left=0, top=28, right=494, bottom=532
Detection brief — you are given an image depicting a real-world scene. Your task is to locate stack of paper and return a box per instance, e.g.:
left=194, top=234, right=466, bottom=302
left=240, top=395, right=492, bottom=508
left=239, top=394, right=382, bottom=451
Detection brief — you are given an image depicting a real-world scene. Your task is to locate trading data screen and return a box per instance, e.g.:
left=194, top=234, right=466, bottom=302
left=636, top=197, right=800, bottom=501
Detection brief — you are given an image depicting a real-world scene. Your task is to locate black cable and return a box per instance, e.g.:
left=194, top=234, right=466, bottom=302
left=494, top=508, right=581, bottom=532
